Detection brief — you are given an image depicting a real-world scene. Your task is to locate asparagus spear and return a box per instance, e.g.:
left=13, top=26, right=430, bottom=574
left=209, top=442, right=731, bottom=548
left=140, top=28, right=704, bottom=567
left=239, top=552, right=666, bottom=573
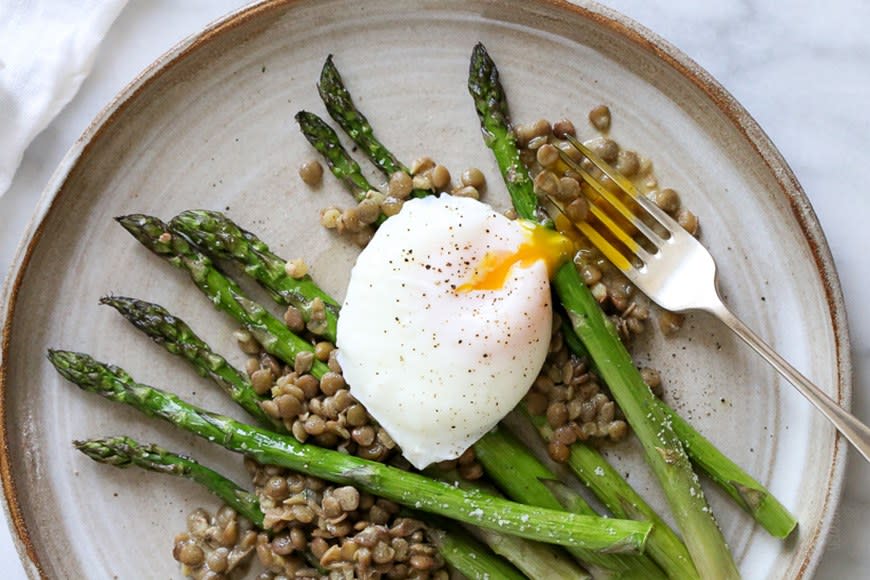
left=432, top=467, right=599, bottom=580
left=469, top=525, right=589, bottom=580
left=666, top=411, right=795, bottom=537
left=295, top=110, right=394, bottom=226
left=426, top=517, right=526, bottom=580
left=295, top=110, right=374, bottom=199
left=559, top=318, right=797, bottom=538
left=318, top=55, right=405, bottom=178
left=523, top=410, right=698, bottom=579
left=168, top=210, right=339, bottom=343
left=115, top=215, right=329, bottom=378
left=317, top=56, right=430, bottom=198
left=466, top=44, right=548, bottom=226
left=475, top=426, right=668, bottom=580
left=551, top=276, right=740, bottom=576
left=74, top=436, right=265, bottom=526
left=49, top=350, right=651, bottom=552
left=468, top=42, right=740, bottom=578
left=430, top=470, right=592, bottom=579
left=100, top=296, right=278, bottom=430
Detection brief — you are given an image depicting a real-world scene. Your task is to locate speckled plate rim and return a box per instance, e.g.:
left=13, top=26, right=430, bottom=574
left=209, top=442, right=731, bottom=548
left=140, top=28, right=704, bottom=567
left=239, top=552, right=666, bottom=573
left=0, top=0, right=850, bottom=577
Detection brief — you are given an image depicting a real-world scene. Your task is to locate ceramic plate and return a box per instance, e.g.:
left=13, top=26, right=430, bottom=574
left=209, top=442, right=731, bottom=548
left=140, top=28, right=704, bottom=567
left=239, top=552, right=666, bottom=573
left=0, top=1, right=849, bottom=578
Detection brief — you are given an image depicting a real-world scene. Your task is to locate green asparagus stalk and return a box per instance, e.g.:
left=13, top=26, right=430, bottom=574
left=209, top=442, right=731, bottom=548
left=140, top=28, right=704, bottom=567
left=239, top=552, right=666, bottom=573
left=295, top=110, right=374, bottom=199
left=426, top=517, right=527, bottom=580
left=49, top=350, right=651, bottom=552
left=523, top=410, right=698, bottom=579
left=436, top=467, right=596, bottom=578
left=115, top=215, right=329, bottom=378
left=467, top=45, right=548, bottom=226
left=317, top=56, right=430, bottom=198
left=475, top=426, right=667, bottom=579
left=666, top=412, right=795, bottom=537
left=318, top=55, right=404, bottom=178
left=432, top=469, right=590, bottom=579
left=468, top=42, right=740, bottom=578
left=168, top=210, right=339, bottom=343
left=555, top=273, right=739, bottom=576
left=559, top=318, right=797, bottom=538
left=471, top=527, right=590, bottom=580
left=295, top=110, right=392, bottom=226
left=74, top=435, right=265, bottom=527
left=100, top=296, right=278, bottom=430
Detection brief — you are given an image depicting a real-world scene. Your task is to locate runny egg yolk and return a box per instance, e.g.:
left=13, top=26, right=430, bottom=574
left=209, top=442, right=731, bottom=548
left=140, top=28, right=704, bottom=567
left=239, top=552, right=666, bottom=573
left=456, top=220, right=576, bottom=292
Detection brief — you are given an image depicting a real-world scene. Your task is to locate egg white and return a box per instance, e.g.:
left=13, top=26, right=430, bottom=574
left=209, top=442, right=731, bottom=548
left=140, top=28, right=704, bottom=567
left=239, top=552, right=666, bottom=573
left=337, top=195, right=552, bottom=468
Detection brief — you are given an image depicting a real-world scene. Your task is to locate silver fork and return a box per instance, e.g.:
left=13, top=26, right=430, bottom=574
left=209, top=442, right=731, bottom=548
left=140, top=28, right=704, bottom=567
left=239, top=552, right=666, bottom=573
left=557, top=136, right=870, bottom=462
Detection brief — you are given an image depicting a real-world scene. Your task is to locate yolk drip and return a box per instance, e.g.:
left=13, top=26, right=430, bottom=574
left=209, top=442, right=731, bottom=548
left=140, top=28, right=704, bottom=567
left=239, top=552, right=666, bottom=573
left=555, top=205, right=634, bottom=272
left=553, top=213, right=584, bottom=245
left=456, top=220, right=576, bottom=292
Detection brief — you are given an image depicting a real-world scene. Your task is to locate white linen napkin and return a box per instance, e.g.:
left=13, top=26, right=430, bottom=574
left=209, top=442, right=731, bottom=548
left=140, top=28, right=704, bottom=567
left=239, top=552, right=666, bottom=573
left=0, top=0, right=128, bottom=197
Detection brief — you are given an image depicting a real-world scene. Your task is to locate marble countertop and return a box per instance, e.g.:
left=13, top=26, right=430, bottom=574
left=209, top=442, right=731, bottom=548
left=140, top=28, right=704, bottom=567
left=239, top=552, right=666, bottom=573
left=0, top=0, right=866, bottom=577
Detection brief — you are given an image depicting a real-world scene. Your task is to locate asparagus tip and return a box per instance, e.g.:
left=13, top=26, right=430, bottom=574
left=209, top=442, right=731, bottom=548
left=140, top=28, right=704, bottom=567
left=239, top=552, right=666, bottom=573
left=49, top=349, right=130, bottom=398
left=114, top=214, right=144, bottom=230
left=73, top=436, right=134, bottom=466
left=100, top=296, right=174, bottom=339
left=47, top=347, right=77, bottom=373
left=319, top=54, right=339, bottom=87
left=98, top=294, right=125, bottom=308
left=115, top=213, right=178, bottom=255
left=46, top=348, right=74, bottom=369
left=470, top=42, right=489, bottom=66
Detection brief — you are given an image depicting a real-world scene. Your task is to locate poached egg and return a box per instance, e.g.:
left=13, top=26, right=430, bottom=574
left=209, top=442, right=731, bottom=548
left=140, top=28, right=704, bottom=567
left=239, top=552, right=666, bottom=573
left=337, top=195, right=571, bottom=468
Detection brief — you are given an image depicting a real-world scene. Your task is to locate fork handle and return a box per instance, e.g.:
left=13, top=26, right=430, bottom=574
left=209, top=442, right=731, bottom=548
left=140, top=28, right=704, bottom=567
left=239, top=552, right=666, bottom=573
left=710, top=302, right=870, bottom=462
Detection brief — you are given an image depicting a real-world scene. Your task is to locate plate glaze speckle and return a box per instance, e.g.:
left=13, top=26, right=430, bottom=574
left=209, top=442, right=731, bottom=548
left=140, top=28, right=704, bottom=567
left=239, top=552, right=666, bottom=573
left=0, top=1, right=849, bottom=578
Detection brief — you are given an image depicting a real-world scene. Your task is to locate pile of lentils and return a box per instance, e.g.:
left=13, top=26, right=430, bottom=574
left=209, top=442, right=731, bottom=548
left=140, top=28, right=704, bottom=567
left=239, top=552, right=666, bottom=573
left=299, top=156, right=486, bottom=247
left=248, top=462, right=447, bottom=579
left=173, top=505, right=258, bottom=580
left=514, top=105, right=699, bottom=341
left=234, top=326, right=398, bottom=462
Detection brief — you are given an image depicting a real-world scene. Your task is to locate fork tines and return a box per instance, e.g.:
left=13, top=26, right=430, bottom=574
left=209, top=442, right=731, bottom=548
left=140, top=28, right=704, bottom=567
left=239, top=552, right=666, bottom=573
left=554, top=136, right=684, bottom=273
